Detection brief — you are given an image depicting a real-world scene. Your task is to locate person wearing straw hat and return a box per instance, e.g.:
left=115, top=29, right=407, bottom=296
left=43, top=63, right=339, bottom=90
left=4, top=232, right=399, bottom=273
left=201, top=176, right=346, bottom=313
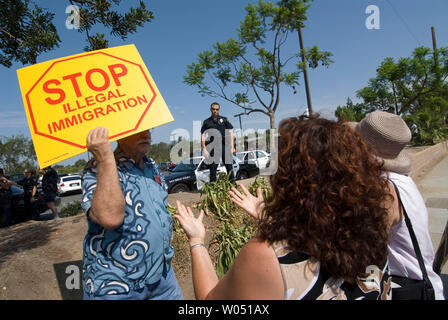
left=351, top=110, right=445, bottom=300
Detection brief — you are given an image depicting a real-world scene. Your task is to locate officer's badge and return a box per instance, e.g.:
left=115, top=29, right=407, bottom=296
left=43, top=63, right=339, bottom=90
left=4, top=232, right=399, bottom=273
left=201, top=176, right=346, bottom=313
left=219, top=118, right=224, bottom=124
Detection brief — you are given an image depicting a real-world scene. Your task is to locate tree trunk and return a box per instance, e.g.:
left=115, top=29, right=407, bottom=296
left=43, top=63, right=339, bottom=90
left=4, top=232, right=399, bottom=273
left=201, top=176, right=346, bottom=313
left=270, top=112, right=275, bottom=129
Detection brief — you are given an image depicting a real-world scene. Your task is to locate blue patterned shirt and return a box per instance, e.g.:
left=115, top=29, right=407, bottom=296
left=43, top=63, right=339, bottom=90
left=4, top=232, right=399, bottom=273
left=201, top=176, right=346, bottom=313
left=81, top=148, right=174, bottom=296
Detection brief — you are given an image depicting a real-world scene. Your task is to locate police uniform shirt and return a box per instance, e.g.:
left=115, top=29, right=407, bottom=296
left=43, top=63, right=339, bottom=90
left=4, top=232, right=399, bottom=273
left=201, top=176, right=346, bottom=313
left=18, top=177, right=37, bottom=197
left=200, top=116, right=233, bottom=145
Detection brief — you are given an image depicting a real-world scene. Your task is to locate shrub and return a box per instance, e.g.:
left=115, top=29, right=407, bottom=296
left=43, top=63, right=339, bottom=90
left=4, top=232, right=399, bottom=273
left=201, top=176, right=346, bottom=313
left=59, top=201, right=83, bottom=218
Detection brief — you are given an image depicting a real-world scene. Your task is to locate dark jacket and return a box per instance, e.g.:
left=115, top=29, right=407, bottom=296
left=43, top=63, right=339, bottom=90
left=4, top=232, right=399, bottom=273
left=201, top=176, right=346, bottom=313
left=42, top=168, right=58, bottom=194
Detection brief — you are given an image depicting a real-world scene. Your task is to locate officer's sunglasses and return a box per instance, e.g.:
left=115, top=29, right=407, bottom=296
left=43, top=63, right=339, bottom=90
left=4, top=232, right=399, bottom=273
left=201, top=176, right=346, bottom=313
left=211, top=108, right=220, bottom=111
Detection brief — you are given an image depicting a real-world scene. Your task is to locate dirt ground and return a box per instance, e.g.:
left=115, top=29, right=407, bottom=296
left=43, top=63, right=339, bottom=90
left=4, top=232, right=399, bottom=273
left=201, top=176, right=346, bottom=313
left=0, top=194, right=200, bottom=300
left=0, top=178, right=256, bottom=300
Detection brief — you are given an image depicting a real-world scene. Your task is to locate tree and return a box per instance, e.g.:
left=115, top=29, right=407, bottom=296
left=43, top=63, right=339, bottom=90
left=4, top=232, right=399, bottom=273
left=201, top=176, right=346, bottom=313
left=0, top=0, right=154, bottom=68
left=334, top=98, right=369, bottom=122
left=356, top=46, right=448, bottom=115
left=0, top=135, right=37, bottom=173
left=74, top=159, right=87, bottom=168
left=70, top=0, right=154, bottom=51
left=0, top=0, right=60, bottom=68
left=183, top=0, right=332, bottom=129
left=403, top=101, right=448, bottom=146
left=147, top=142, right=173, bottom=164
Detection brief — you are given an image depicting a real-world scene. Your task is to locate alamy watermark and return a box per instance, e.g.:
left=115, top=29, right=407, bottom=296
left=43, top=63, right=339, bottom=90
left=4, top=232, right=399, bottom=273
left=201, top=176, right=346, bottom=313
left=66, top=5, right=80, bottom=30
left=168, top=122, right=279, bottom=176
left=53, top=261, right=83, bottom=300
left=365, top=5, right=380, bottom=30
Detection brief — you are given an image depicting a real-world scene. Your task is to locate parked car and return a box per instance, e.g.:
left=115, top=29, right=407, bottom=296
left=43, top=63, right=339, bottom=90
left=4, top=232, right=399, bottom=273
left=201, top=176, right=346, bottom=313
left=0, top=185, right=61, bottom=227
left=57, top=175, right=82, bottom=196
left=6, top=173, right=25, bottom=183
left=163, top=156, right=259, bottom=193
left=163, top=158, right=199, bottom=193
left=235, top=150, right=271, bottom=170
left=159, top=161, right=176, bottom=172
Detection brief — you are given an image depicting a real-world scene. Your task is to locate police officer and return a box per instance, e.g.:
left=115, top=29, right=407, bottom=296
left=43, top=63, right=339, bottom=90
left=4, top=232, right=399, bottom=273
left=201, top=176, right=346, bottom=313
left=0, top=168, right=13, bottom=226
left=17, top=169, right=41, bottom=221
left=200, top=102, right=235, bottom=182
left=39, top=166, right=60, bottom=219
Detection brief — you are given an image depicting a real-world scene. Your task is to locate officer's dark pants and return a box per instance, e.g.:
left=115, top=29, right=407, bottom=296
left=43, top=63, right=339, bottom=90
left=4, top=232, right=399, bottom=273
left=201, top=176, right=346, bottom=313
left=0, top=196, right=12, bottom=227
left=209, top=144, right=235, bottom=182
left=24, top=197, right=41, bottom=221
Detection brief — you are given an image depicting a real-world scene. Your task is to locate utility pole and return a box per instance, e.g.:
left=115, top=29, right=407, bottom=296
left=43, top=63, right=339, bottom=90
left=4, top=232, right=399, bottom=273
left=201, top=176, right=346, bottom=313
left=234, top=112, right=246, bottom=152
left=234, top=112, right=244, bottom=133
left=431, top=26, right=437, bottom=52
left=431, top=26, right=442, bottom=97
left=298, top=25, right=313, bottom=116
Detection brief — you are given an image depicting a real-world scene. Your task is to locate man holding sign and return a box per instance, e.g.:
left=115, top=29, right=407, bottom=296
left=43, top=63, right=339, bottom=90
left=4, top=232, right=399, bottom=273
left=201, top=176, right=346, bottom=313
left=81, top=127, right=183, bottom=300
left=17, top=44, right=178, bottom=299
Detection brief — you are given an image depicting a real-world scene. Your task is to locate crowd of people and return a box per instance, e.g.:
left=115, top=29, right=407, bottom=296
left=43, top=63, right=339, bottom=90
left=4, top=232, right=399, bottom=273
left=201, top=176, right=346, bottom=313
left=1, top=103, right=445, bottom=300
left=0, top=166, right=60, bottom=226
left=77, top=105, right=446, bottom=300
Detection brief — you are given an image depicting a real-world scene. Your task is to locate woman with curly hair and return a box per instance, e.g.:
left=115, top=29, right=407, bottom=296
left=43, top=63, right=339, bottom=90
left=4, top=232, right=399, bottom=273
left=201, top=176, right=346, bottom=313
left=174, top=115, right=392, bottom=300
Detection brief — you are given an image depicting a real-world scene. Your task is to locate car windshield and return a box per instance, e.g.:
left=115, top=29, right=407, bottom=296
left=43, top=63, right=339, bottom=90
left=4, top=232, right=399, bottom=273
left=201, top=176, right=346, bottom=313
left=172, top=159, right=198, bottom=172
left=235, top=153, right=246, bottom=161
left=62, top=176, right=81, bottom=182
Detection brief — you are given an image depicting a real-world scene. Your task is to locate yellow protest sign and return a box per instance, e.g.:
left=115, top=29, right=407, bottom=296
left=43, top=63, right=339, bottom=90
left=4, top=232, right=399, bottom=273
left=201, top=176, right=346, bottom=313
left=17, top=44, right=174, bottom=168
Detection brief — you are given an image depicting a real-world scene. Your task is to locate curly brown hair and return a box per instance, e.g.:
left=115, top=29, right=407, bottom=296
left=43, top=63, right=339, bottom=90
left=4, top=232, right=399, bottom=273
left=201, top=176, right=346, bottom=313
left=258, top=115, right=391, bottom=282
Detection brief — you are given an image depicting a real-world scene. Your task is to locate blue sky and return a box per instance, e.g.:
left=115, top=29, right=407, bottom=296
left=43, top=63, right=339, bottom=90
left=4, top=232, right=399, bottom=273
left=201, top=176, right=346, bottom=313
left=1, top=0, right=447, bottom=165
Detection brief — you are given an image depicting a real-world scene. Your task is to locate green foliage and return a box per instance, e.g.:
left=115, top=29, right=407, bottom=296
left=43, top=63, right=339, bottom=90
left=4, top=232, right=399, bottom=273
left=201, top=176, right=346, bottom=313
left=200, top=172, right=237, bottom=222
left=147, top=141, right=174, bottom=164
left=53, top=158, right=87, bottom=175
left=356, top=46, right=448, bottom=115
left=213, top=222, right=254, bottom=278
left=248, top=176, right=272, bottom=200
left=200, top=173, right=273, bottom=278
left=184, top=0, right=332, bottom=128
left=60, top=201, right=83, bottom=218
left=0, top=0, right=154, bottom=67
left=343, top=46, right=448, bottom=145
left=403, top=98, right=448, bottom=146
left=0, top=0, right=60, bottom=67
left=167, top=204, right=182, bottom=233
left=0, top=135, right=37, bottom=174
left=76, top=0, right=154, bottom=51
left=334, top=98, right=369, bottom=122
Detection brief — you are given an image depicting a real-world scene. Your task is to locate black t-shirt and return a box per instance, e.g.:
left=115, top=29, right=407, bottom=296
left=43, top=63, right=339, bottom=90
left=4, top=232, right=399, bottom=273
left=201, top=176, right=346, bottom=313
left=42, top=168, right=58, bottom=194
left=18, top=177, right=37, bottom=196
left=201, top=116, right=233, bottom=145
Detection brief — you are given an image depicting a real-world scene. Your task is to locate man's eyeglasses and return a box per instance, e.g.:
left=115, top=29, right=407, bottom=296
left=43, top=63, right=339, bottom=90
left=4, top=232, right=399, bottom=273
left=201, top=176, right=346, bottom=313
left=211, top=108, right=220, bottom=111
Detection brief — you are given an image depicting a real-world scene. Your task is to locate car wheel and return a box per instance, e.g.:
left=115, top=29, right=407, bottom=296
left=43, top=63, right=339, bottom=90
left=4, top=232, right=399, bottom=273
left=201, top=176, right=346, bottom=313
left=170, top=183, right=190, bottom=193
left=237, top=170, right=248, bottom=180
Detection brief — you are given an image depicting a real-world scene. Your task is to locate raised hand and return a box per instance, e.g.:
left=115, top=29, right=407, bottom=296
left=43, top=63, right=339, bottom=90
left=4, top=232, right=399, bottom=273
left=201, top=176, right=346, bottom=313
left=174, top=200, right=206, bottom=246
left=86, top=127, right=114, bottom=163
left=229, top=184, right=265, bottom=220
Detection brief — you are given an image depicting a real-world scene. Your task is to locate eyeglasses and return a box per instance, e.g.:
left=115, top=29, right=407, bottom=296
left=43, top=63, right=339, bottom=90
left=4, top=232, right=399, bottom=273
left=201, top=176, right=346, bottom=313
left=211, top=108, right=220, bottom=111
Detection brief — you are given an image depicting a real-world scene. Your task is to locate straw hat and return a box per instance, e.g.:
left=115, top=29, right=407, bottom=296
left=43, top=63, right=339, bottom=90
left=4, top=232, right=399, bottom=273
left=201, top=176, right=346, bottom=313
left=350, top=111, right=412, bottom=175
